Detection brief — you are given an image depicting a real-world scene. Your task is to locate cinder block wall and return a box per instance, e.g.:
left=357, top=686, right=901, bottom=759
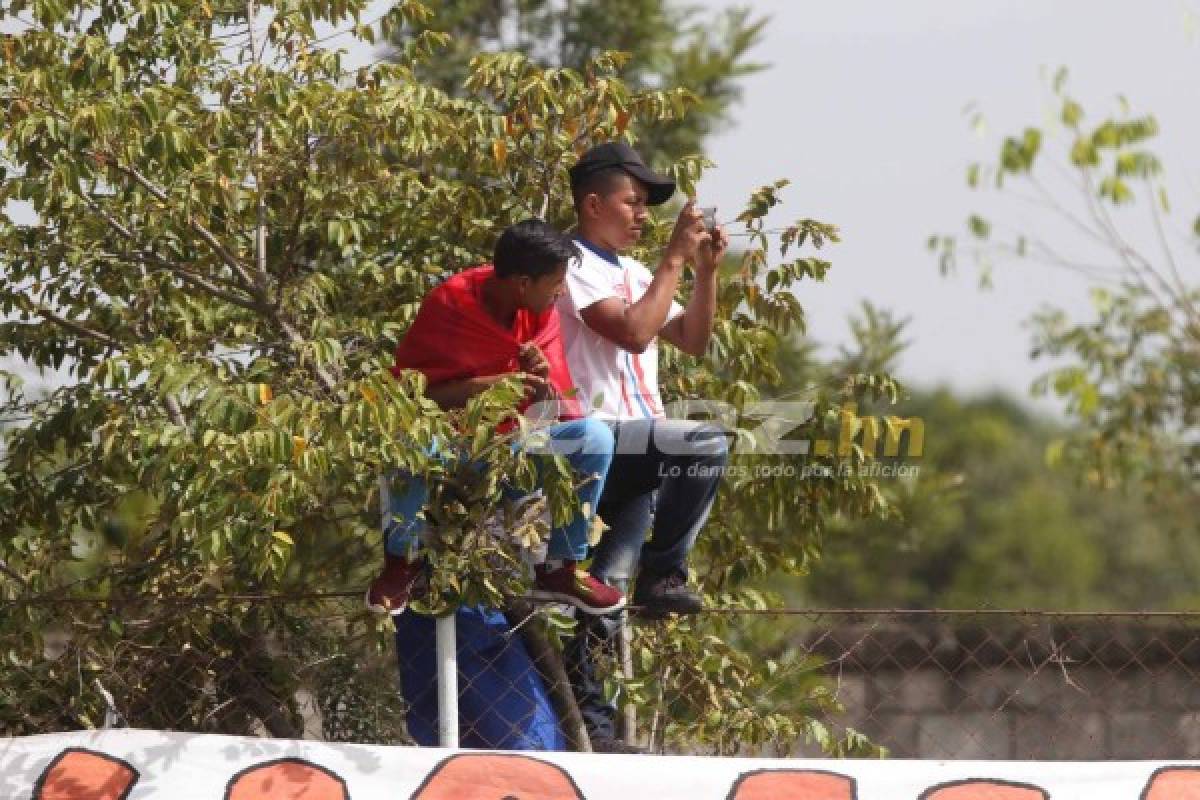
left=796, top=618, right=1200, bottom=759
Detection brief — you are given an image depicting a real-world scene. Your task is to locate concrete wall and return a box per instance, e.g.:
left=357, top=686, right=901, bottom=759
left=799, top=618, right=1200, bottom=759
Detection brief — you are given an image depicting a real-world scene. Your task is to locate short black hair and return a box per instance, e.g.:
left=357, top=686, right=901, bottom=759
left=570, top=165, right=637, bottom=211
left=493, top=219, right=580, bottom=279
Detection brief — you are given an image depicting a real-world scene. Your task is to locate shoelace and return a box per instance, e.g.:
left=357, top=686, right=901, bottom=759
left=660, top=572, right=687, bottom=590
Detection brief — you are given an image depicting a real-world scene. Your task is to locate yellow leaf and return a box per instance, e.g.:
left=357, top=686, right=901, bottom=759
left=258, top=383, right=272, bottom=405
left=587, top=512, right=608, bottom=547
left=492, top=138, right=507, bottom=168
left=292, top=436, right=307, bottom=457
left=272, top=531, right=293, bottom=546
left=564, top=117, right=579, bottom=139
left=361, top=385, right=377, bottom=405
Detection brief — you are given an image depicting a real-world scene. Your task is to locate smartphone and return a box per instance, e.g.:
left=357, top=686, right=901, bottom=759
left=700, top=206, right=717, bottom=232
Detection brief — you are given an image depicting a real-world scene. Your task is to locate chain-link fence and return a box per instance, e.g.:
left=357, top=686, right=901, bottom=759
left=773, top=609, right=1200, bottom=759
left=6, top=597, right=1200, bottom=760
left=0, top=593, right=409, bottom=744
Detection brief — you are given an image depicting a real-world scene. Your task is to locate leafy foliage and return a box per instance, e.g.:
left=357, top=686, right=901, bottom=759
left=386, top=0, right=768, bottom=163
left=759, top=296, right=1198, bottom=612
left=0, top=0, right=892, bottom=749
left=795, top=387, right=1200, bottom=611
left=930, top=69, right=1199, bottom=513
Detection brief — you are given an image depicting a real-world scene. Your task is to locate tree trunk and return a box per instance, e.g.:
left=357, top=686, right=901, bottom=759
left=504, top=600, right=592, bottom=752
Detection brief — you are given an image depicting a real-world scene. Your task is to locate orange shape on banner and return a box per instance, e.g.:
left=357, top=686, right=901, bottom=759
left=1142, top=767, right=1200, bottom=800
left=224, top=758, right=349, bottom=800
left=727, top=769, right=855, bottom=800
left=409, top=754, right=584, bottom=800
left=919, top=779, right=1049, bottom=800
left=32, top=748, right=139, bottom=800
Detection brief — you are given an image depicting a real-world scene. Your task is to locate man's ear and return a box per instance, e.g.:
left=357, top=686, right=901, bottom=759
left=581, top=191, right=600, bottom=221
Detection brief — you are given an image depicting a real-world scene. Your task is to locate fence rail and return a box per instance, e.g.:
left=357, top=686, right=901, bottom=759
left=5, top=595, right=1200, bottom=760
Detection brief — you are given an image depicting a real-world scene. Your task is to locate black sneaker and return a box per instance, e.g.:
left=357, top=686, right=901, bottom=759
left=631, top=569, right=703, bottom=618
left=590, top=736, right=647, bottom=754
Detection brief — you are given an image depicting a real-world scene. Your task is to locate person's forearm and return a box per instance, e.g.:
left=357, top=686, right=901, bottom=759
left=622, top=254, right=686, bottom=350
left=425, top=375, right=507, bottom=409
left=675, top=269, right=719, bottom=356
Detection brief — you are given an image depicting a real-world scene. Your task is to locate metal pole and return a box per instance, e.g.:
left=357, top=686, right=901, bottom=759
left=379, top=474, right=390, bottom=531
left=435, top=612, right=459, bottom=748
left=617, top=610, right=637, bottom=746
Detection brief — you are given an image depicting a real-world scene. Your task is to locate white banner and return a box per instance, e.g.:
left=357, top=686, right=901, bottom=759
left=1, top=729, right=1198, bottom=799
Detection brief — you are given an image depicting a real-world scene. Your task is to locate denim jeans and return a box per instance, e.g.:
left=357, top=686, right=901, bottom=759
left=588, top=418, right=729, bottom=582
left=566, top=417, right=730, bottom=740
left=383, top=417, right=615, bottom=562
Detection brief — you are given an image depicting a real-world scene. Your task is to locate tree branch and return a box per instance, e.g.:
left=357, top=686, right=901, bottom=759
left=1075, top=167, right=1172, bottom=311
left=274, top=316, right=337, bottom=393
left=1144, top=177, right=1200, bottom=327
left=1028, top=174, right=1110, bottom=250
left=98, top=250, right=261, bottom=311
left=164, top=395, right=188, bottom=428
left=246, top=0, right=272, bottom=294
left=278, top=138, right=312, bottom=285
left=0, top=557, right=30, bottom=589
left=111, top=161, right=259, bottom=293
left=28, top=302, right=119, bottom=349
left=74, top=190, right=261, bottom=310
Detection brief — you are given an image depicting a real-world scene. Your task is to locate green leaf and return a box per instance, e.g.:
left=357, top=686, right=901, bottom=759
left=967, top=214, right=991, bottom=240
left=966, top=162, right=981, bottom=188
left=1061, top=99, right=1083, bottom=127
left=1070, top=138, right=1099, bottom=167
left=1099, top=176, right=1133, bottom=204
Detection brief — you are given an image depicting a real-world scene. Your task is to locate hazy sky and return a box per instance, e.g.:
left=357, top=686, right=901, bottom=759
left=689, top=0, right=1200, bottom=410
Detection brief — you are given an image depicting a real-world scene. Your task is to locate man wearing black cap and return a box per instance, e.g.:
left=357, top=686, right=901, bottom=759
left=557, top=141, right=731, bottom=752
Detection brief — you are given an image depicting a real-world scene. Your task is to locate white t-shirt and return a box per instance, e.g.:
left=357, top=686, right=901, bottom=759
left=557, top=238, right=684, bottom=420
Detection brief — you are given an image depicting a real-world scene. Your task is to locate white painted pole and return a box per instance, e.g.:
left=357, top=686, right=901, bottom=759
left=379, top=474, right=390, bottom=531
left=435, top=613, right=459, bottom=748
left=618, top=612, right=637, bottom=746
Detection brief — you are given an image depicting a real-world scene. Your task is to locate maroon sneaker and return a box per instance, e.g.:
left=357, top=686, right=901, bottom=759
left=365, top=553, right=424, bottom=616
left=530, top=561, right=626, bottom=615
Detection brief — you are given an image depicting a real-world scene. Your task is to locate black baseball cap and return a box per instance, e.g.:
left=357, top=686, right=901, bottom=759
left=568, top=142, right=677, bottom=206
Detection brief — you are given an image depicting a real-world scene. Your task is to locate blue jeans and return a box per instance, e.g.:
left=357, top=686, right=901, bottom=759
left=383, top=417, right=615, bottom=562
left=566, top=417, right=729, bottom=741
left=588, top=418, right=729, bottom=582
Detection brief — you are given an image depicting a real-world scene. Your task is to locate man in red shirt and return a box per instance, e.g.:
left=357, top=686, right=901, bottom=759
left=367, top=219, right=623, bottom=616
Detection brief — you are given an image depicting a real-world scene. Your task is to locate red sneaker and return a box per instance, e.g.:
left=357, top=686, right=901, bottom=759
left=365, top=553, right=424, bottom=616
left=531, top=561, right=626, bottom=615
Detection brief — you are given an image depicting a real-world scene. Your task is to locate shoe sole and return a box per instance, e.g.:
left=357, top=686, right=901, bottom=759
left=364, top=587, right=408, bottom=617
left=528, top=589, right=626, bottom=616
